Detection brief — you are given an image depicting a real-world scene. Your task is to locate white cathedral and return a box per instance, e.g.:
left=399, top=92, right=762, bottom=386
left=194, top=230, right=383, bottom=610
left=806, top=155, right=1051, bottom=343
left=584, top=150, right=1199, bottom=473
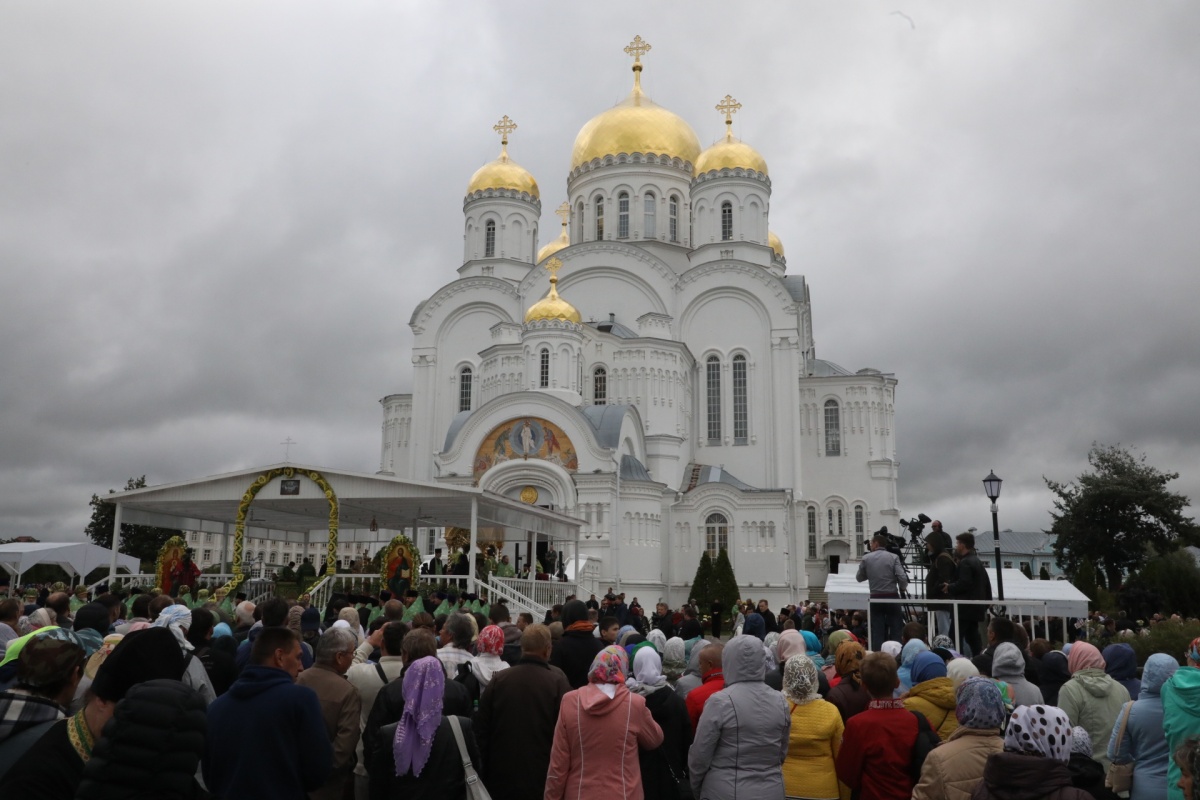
left=379, top=38, right=899, bottom=605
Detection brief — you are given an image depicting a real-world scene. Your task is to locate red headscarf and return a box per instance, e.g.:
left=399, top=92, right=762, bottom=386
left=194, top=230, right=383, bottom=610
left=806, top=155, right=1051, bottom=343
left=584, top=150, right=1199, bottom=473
left=476, top=625, right=505, bottom=657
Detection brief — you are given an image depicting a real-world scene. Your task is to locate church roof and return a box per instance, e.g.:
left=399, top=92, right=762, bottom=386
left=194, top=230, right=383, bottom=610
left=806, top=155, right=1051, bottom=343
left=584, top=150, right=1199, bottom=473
left=584, top=317, right=639, bottom=338
left=781, top=276, right=807, bottom=303
left=580, top=404, right=632, bottom=448
left=620, top=454, right=653, bottom=482
left=681, top=463, right=763, bottom=493
left=808, top=359, right=854, bottom=377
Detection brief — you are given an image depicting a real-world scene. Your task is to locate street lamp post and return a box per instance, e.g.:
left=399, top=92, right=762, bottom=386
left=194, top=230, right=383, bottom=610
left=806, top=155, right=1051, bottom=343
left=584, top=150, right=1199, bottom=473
left=983, top=470, right=1004, bottom=601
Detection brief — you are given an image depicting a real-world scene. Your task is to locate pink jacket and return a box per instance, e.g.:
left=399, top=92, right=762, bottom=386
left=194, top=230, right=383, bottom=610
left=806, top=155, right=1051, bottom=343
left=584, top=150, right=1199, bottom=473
left=544, top=682, right=664, bottom=800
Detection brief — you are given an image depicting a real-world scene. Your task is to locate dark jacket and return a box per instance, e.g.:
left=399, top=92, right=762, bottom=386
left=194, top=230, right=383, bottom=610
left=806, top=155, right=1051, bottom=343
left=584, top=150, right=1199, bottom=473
left=1067, top=752, right=1122, bottom=800
left=925, top=546, right=958, bottom=613
left=827, top=675, right=872, bottom=723
left=640, top=685, right=693, bottom=800
left=203, top=665, right=332, bottom=800
left=948, top=550, right=992, bottom=620
left=1039, top=651, right=1072, bottom=707
left=475, top=656, right=571, bottom=800
left=76, top=679, right=207, bottom=800
left=550, top=630, right=605, bottom=689
left=363, top=667, right=470, bottom=771
left=0, top=718, right=82, bottom=799
left=368, top=715, right=480, bottom=800
left=971, top=751, right=1092, bottom=800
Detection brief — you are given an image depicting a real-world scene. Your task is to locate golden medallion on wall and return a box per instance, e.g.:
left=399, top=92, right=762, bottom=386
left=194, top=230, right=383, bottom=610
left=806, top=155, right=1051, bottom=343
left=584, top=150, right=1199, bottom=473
left=520, top=486, right=539, bottom=504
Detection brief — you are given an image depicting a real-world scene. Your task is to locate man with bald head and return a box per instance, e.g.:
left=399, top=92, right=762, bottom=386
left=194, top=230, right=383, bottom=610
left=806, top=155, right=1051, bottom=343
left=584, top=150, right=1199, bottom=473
left=686, top=642, right=725, bottom=732
left=45, top=593, right=72, bottom=627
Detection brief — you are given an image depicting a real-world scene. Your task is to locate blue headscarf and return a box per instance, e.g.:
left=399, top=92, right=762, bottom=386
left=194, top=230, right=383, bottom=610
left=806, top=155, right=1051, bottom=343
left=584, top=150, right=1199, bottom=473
left=911, top=650, right=948, bottom=684
left=956, top=676, right=1005, bottom=729
left=897, top=639, right=929, bottom=692
left=801, top=630, right=825, bottom=668
left=1139, top=652, right=1179, bottom=697
left=742, top=612, right=766, bottom=641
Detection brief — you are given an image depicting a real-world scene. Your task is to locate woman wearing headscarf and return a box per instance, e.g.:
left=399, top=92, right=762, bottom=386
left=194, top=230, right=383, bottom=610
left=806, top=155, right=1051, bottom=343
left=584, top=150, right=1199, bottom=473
left=1164, top=638, right=1200, bottom=800
left=646, top=628, right=667, bottom=655
left=827, top=639, right=871, bottom=723
left=1108, top=652, right=1179, bottom=800
left=662, top=637, right=687, bottom=686
left=1066, top=726, right=1122, bottom=800
left=913, top=677, right=1005, bottom=800
left=1101, top=643, right=1140, bottom=700
left=545, top=646, right=664, bottom=800
left=674, top=639, right=709, bottom=700
left=1039, top=650, right=1072, bottom=706
left=370, top=655, right=481, bottom=800
left=973, top=704, right=1091, bottom=800
left=903, top=650, right=958, bottom=741
left=823, top=629, right=853, bottom=685
left=742, top=612, right=766, bottom=641
left=992, top=642, right=1044, bottom=708
left=468, top=625, right=509, bottom=689
left=152, top=604, right=216, bottom=705
left=947, top=657, right=981, bottom=690
left=780, top=654, right=844, bottom=800
left=897, top=638, right=929, bottom=695
left=1057, top=641, right=1130, bottom=771
left=767, top=630, right=806, bottom=691
left=627, top=647, right=692, bottom=800
left=880, top=640, right=902, bottom=661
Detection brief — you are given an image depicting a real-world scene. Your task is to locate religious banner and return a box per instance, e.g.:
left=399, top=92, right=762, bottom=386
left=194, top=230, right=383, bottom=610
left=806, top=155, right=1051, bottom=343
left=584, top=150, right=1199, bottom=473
left=156, top=535, right=189, bottom=595
left=379, top=533, right=417, bottom=599
left=473, top=417, right=578, bottom=480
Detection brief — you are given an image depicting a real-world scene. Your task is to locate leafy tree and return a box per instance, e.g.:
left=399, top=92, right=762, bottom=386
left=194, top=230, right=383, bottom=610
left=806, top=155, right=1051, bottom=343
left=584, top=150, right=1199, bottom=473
left=689, top=551, right=714, bottom=609
left=86, top=476, right=183, bottom=566
left=710, top=548, right=741, bottom=634
left=1047, top=443, right=1197, bottom=591
left=1120, top=550, right=1200, bottom=619
left=1020, top=563, right=1033, bottom=580
left=1073, top=557, right=1099, bottom=604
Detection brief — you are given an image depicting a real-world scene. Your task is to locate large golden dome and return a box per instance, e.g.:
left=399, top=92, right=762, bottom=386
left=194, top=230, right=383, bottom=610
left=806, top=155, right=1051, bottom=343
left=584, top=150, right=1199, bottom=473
left=571, top=40, right=700, bottom=171
left=768, top=230, right=784, bottom=259
left=466, top=115, right=539, bottom=199
left=695, top=94, right=768, bottom=176
left=525, top=257, right=581, bottom=324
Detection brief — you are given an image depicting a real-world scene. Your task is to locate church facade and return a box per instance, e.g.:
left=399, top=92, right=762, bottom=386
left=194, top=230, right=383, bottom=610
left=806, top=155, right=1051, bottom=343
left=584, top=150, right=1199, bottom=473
left=380, top=38, right=899, bottom=604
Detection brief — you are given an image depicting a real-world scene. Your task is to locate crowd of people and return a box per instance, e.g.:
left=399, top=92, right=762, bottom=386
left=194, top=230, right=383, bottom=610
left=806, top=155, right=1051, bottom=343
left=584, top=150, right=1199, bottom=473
left=1, top=577, right=1200, bottom=800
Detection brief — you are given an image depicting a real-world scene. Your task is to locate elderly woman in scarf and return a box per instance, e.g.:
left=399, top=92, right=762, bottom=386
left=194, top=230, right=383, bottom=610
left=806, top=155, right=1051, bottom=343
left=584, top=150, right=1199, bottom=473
left=767, top=629, right=805, bottom=691
left=152, top=604, right=216, bottom=705
left=801, top=630, right=826, bottom=669
left=545, top=646, right=664, bottom=800
left=371, top=654, right=481, bottom=800
left=469, top=625, right=509, bottom=689
left=974, top=704, right=1091, bottom=800
left=1058, top=641, right=1130, bottom=771
left=827, top=639, right=871, bottom=723
left=912, top=676, right=1005, bottom=800
left=662, top=637, right=687, bottom=685
left=780, top=654, right=844, bottom=800
left=628, top=647, right=691, bottom=800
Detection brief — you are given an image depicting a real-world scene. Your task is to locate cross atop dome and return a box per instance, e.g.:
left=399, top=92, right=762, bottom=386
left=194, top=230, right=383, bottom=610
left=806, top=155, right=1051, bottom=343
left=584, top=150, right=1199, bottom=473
left=493, top=115, right=517, bottom=157
left=624, top=35, right=651, bottom=89
left=716, top=95, right=742, bottom=139
left=544, top=256, right=563, bottom=282
left=555, top=202, right=570, bottom=228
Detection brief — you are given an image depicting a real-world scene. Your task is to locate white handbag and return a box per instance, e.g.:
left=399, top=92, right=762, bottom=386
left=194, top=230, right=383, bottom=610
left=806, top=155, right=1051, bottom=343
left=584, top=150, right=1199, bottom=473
left=447, top=715, right=493, bottom=800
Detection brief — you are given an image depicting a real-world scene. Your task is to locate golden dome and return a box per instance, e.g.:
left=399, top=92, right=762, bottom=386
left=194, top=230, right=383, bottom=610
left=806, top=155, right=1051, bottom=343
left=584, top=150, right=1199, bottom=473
left=466, top=115, right=539, bottom=199
left=768, top=230, right=784, bottom=259
left=695, top=94, right=768, bottom=176
left=570, top=49, right=700, bottom=171
left=525, top=257, right=581, bottom=324
left=537, top=201, right=571, bottom=263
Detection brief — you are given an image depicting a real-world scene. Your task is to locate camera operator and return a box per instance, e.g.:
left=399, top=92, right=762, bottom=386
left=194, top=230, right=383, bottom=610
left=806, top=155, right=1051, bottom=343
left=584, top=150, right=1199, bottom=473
left=855, top=530, right=909, bottom=650
left=923, top=521, right=957, bottom=639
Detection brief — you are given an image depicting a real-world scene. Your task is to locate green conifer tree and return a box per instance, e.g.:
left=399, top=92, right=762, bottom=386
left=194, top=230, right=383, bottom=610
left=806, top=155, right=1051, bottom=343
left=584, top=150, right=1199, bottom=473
left=690, top=551, right=714, bottom=609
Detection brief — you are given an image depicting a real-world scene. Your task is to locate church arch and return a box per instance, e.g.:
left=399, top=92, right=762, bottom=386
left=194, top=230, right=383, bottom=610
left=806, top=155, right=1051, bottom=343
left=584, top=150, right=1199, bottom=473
left=479, top=458, right=577, bottom=511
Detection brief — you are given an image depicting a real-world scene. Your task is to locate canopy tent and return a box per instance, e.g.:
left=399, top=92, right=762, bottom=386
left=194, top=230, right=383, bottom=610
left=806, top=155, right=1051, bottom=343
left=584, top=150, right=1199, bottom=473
left=0, top=542, right=140, bottom=585
left=98, top=462, right=582, bottom=593
left=824, top=565, right=1090, bottom=619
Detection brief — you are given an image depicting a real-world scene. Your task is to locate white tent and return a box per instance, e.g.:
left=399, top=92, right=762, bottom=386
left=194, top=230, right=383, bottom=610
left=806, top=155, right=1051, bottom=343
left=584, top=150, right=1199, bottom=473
left=0, top=542, right=140, bottom=585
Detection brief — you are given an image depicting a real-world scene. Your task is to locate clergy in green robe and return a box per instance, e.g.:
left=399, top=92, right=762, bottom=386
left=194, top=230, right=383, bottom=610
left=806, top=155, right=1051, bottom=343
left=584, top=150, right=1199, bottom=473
left=494, top=555, right=515, bottom=578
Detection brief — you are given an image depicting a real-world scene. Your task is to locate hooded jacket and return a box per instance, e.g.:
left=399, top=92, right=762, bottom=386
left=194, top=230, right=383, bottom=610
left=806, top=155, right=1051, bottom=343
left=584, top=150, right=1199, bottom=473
left=688, top=635, right=791, bottom=800
left=544, top=682, right=663, bottom=800
left=674, top=639, right=709, bottom=700
left=971, top=751, right=1091, bottom=800
left=1107, top=652, right=1176, bottom=800
left=1058, top=668, right=1130, bottom=771
left=1101, top=644, right=1141, bottom=700
left=1162, top=665, right=1200, bottom=800
left=991, top=643, right=1044, bottom=708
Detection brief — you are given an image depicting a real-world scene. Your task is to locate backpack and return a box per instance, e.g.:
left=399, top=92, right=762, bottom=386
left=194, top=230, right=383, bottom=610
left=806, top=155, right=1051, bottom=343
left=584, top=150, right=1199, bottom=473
left=909, top=710, right=942, bottom=781
left=455, top=661, right=482, bottom=708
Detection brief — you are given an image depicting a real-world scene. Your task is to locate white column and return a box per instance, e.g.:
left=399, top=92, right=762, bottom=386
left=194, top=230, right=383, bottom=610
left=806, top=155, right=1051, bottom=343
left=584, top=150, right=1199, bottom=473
left=469, top=497, right=479, bottom=595
left=107, top=503, right=123, bottom=579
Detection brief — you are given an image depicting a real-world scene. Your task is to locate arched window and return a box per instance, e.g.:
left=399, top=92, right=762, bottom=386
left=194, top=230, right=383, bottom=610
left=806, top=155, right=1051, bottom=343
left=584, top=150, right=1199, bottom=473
left=539, top=348, right=550, bottom=389
left=669, top=195, right=680, bottom=242
left=617, top=192, right=630, bottom=238
left=706, top=355, right=721, bottom=443
left=854, top=505, right=864, bottom=534
left=644, top=192, right=656, bottom=238
left=705, top=513, right=728, bottom=558
left=593, top=367, right=607, bottom=405
left=807, top=506, right=817, bottom=534
left=824, top=399, right=841, bottom=456
left=575, top=201, right=585, bottom=243
left=458, top=367, right=472, bottom=412
left=484, top=220, right=496, bottom=257
left=732, top=354, right=748, bottom=443
left=269, top=551, right=277, bottom=564
left=594, top=196, right=605, bottom=240
left=720, top=201, right=733, bottom=241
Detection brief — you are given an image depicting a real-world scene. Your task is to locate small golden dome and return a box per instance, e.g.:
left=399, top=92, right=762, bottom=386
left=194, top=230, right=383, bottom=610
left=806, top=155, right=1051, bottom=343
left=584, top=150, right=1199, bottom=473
left=695, top=94, right=768, bottom=176
left=768, top=230, right=784, bottom=259
left=571, top=44, right=700, bottom=171
left=525, top=257, right=581, bottom=324
left=537, top=201, right=571, bottom=263
left=467, top=115, right=539, bottom=199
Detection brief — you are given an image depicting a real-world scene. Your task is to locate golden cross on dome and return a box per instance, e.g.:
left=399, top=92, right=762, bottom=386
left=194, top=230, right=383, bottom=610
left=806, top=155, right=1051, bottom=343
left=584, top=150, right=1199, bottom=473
left=544, top=256, right=563, bottom=282
left=624, top=35, right=651, bottom=89
left=555, top=202, right=570, bottom=228
left=716, top=95, right=742, bottom=137
left=493, top=115, right=517, bottom=155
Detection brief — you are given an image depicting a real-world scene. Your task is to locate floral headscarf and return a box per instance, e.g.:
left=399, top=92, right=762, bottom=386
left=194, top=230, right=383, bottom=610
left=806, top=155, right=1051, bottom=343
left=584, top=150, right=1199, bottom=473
left=663, top=637, right=686, bottom=682
left=393, top=656, right=444, bottom=777
left=835, top=640, right=865, bottom=679
left=476, top=625, right=505, bottom=657
left=1070, top=725, right=1093, bottom=757
left=956, top=676, right=1005, bottom=729
left=1066, top=641, right=1105, bottom=674
left=932, top=634, right=955, bottom=650
left=782, top=654, right=820, bottom=706
left=1004, top=704, right=1073, bottom=762
left=1188, top=637, right=1200, bottom=663
left=589, top=645, right=629, bottom=685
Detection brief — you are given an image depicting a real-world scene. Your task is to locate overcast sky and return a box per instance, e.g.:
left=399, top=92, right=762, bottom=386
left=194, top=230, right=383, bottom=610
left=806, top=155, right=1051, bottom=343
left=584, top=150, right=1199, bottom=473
left=2, top=1, right=1197, bottom=545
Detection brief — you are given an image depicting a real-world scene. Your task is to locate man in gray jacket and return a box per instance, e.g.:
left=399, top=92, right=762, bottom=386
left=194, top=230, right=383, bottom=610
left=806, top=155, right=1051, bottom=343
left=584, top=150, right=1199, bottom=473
left=689, top=635, right=791, bottom=799
left=856, top=531, right=909, bottom=650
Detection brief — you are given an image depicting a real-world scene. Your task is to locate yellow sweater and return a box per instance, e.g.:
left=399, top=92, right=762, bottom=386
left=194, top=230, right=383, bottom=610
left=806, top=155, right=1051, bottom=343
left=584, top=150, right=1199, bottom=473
left=782, top=698, right=844, bottom=800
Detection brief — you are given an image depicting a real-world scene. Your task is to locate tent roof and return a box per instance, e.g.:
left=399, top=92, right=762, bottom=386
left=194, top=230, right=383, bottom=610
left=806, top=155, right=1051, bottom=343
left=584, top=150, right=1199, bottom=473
left=824, top=566, right=1089, bottom=618
left=0, top=542, right=140, bottom=579
left=100, top=462, right=581, bottom=545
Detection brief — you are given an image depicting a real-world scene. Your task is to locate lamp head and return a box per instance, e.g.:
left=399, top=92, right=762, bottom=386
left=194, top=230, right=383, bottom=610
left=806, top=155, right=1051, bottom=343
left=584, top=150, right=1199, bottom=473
left=983, top=470, right=1003, bottom=502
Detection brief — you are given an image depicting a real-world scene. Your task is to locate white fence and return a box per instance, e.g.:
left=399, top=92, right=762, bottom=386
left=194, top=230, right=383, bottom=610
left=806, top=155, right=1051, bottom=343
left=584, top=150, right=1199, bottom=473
left=867, top=597, right=1069, bottom=648
left=491, top=576, right=577, bottom=613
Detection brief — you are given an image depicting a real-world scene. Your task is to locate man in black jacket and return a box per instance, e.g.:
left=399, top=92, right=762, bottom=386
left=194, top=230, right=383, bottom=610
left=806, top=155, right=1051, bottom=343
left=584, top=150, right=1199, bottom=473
left=549, top=599, right=603, bottom=689
left=943, top=531, right=992, bottom=657
left=924, top=524, right=958, bottom=641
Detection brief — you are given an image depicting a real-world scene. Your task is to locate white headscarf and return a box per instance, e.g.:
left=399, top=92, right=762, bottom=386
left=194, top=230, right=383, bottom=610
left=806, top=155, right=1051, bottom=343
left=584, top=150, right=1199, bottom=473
left=153, top=603, right=195, bottom=652
left=646, top=628, right=667, bottom=654
left=627, top=646, right=669, bottom=696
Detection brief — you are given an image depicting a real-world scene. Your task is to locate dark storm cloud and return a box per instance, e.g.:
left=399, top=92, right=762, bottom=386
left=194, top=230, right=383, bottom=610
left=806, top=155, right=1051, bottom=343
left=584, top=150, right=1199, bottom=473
left=1, top=1, right=1196, bottom=543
